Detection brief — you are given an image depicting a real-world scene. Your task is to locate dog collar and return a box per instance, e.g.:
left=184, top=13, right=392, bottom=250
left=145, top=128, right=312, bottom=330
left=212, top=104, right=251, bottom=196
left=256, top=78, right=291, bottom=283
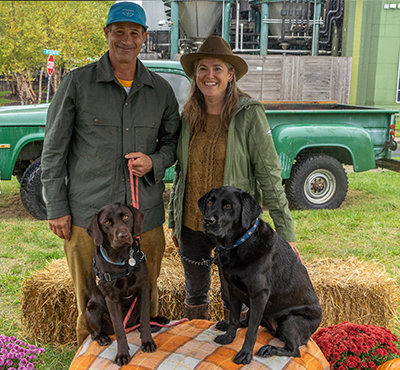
left=217, top=218, right=259, bottom=251
left=93, top=250, right=146, bottom=285
left=99, top=235, right=141, bottom=267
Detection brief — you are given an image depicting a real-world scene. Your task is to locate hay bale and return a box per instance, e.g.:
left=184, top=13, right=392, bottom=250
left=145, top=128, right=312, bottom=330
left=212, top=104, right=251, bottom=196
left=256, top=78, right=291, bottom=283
left=304, top=257, right=400, bottom=329
left=20, top=229, right=399, bottom=345
left=21, top=258, right=78, bottom=346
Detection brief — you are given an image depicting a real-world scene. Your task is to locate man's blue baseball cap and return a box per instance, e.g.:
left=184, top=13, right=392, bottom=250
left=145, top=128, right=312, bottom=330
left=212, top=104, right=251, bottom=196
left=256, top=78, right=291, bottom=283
left=106, top=2, right=148, bottom=30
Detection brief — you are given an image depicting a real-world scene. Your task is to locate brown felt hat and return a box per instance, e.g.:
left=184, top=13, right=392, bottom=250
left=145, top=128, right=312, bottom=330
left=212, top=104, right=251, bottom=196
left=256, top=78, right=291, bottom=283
left=180, top=36, right=248, bottom=81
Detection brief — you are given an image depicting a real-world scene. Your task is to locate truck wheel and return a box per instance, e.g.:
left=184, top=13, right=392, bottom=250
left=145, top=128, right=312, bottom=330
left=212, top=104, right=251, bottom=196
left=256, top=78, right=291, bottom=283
left=20, top=157, right=47, bottom=220
left=285, top=154, right=348, bottom=210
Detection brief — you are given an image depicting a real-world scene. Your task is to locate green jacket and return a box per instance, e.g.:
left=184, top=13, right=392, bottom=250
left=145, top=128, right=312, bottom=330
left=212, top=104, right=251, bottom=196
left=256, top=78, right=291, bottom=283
left=41, top=52, right=181, bottom=231
left=168, top=96, right=295, bottom=242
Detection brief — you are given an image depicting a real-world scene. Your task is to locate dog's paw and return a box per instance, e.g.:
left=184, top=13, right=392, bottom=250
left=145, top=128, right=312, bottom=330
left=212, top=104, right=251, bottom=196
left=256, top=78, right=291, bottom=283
left=234, top=349, right=253, bottom=365
left=151, top=315, right=170, bottom=325
left=257, top=344, right=274, bottom=357
left=94, top=334, right=111, bottom=347
left=141, top=339, right=157, bottom=353
left=214, top=333, right=235, bottom=345
left=215, top=319, right=229, bottom=331
left=114, top=352, right=131, bottom=367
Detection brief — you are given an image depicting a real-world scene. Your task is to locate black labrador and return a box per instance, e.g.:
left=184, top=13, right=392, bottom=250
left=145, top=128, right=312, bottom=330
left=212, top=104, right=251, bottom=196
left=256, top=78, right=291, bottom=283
left=85, top=203, right=158, bottom=367
left=198, top=186, right=322, bottom=365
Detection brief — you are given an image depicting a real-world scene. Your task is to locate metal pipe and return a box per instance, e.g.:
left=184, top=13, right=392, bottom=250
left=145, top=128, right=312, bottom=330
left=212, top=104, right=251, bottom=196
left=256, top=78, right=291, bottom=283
left=311, top=0, right=322, bottom=56
left=234, top=48, right=320, bottom=54
left=235, top=0, right=240, bottom=50
left=281, top=0, right=287, bottom=40
left=170, top=0, right=179, bottom=59
left=222, top=0, right=225, bottom=37
left=222, top=0, right=231, bottom=42
left=260, top=1, right=269, bottom=55
left=240, top=23, right=244, bottom=49
left=331, top=21, right=339, bottom=56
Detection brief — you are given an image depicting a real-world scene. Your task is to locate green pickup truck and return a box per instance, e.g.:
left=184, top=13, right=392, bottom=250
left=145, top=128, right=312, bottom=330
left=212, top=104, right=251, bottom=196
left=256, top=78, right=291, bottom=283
left=0, top=60, right=399, bottom=220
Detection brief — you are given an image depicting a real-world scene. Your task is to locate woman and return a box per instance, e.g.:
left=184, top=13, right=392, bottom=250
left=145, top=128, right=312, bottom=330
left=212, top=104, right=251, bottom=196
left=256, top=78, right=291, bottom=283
left=168, top=36, right=300, bottom=321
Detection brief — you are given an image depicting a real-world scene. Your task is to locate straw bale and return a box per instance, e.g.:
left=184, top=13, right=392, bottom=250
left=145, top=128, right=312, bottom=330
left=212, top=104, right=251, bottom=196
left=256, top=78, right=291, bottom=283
left=21, top=258, right=78, bottom=346
left=304, top=257, right=399, bottom=329
left=20, top=229, right=399, bottom=345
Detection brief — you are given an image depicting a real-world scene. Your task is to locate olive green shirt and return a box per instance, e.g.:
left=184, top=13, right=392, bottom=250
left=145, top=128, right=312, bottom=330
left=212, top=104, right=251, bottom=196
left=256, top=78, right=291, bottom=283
left=41, top=52, right=181, bottom=231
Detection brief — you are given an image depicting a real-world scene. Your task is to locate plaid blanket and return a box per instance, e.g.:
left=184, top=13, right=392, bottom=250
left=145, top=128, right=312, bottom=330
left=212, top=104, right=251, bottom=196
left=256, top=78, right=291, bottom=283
left=70, top=320, right=329, bottom=370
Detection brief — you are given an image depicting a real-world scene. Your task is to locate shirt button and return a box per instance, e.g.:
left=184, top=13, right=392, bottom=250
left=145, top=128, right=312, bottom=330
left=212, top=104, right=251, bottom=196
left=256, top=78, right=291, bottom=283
left=126, top=127, right=129, bottom=131
left=153, top=122, right=155, bottom=126
left=122, top=179, right=125, bottom=182
left=125, top=103, right=128, bottom=106
left=94, top=119, right=99, bottom=123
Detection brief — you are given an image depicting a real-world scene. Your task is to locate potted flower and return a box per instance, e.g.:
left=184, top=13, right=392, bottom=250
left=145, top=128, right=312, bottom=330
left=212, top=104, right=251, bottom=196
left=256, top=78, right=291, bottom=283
left=0, top=335, right=45, bottom=370
left=312, top=322, right=400, bottom=370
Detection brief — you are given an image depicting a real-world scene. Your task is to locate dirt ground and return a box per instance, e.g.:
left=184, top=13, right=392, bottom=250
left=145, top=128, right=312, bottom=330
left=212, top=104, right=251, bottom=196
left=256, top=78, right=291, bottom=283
left=0, top=191, right=172, bottom=220
left=0, top=193, right=35, bottom=219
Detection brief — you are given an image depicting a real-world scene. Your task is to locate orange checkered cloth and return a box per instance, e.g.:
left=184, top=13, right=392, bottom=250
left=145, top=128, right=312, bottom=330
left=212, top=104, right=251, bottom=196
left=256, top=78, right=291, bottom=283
left=70, top=320, right=329, bottom=370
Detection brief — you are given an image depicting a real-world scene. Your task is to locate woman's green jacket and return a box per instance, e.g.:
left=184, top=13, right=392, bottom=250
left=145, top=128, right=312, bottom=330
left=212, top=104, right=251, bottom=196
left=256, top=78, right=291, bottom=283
left=168, top=96, right=295, bottom=242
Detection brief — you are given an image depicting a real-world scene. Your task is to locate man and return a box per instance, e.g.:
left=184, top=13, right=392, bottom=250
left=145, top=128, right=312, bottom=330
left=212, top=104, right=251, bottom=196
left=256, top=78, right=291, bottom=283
left=41, top=2, right=181, bottom=346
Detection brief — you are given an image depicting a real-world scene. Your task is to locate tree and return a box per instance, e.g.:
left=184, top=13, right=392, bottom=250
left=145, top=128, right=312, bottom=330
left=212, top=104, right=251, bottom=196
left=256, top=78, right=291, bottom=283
left=0, top=1, right=113, bottom=105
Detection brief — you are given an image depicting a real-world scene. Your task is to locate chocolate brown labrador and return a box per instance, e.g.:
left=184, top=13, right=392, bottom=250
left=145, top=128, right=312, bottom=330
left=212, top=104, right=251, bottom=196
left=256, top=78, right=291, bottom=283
left=199, top=186, right=322, bottom=365
left=85, top=203, right=156, bottom=367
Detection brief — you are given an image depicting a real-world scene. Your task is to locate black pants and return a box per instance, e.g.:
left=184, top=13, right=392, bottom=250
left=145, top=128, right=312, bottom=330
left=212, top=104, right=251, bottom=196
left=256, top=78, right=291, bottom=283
left=179, top=226, right=230, bottom=307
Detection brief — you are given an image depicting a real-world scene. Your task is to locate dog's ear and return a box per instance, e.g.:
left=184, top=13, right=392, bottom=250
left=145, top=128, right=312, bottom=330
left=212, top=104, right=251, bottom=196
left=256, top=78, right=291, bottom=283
left=240, top=191, right=262, bottom=229
left=86, top=212, right=104, bottom=245
left=127, top=204, right=145, bottom=236
left=198, top=189, right=212, bottom=215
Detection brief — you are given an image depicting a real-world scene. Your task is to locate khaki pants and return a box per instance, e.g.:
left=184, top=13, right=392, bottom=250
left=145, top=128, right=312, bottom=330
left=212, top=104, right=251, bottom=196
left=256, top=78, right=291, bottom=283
left=64, top=224, right=165, bottom=346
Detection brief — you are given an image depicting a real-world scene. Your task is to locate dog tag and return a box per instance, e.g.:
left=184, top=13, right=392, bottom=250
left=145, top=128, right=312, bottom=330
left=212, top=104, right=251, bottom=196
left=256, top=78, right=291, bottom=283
left=128, top=257, right=136, bottom=267
left=95, top=275, right=100, bottom=286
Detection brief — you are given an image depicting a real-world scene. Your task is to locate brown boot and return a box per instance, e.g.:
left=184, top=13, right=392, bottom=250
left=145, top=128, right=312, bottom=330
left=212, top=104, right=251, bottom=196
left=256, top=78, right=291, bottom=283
left=184, top=303, right=209, bottom=320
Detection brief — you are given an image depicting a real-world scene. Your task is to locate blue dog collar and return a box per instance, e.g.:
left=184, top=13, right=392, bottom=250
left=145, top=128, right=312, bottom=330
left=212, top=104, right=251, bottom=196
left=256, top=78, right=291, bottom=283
left=217, top=218, right=259, bottom=251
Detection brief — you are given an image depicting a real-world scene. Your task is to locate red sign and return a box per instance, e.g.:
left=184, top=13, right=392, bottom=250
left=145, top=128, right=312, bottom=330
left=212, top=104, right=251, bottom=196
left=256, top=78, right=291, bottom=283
left=47, top=54, right=55, bottom=76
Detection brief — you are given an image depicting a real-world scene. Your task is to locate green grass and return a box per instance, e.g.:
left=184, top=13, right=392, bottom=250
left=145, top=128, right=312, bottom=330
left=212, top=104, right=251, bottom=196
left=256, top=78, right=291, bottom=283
left=0, top=90, right=13, bottom=106
left=1, top=170, right=400, bottom=369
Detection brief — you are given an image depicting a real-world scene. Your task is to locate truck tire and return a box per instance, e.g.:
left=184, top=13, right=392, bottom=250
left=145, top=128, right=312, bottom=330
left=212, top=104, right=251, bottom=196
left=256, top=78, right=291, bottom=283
left=20, top=157, right=47, bottom=220
left=285, top=154, right=348, bottom=210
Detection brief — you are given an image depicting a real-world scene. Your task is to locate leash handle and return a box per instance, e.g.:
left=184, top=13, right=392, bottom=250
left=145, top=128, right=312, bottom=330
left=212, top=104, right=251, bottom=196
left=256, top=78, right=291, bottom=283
left=128, top=159, right=139, bottom=209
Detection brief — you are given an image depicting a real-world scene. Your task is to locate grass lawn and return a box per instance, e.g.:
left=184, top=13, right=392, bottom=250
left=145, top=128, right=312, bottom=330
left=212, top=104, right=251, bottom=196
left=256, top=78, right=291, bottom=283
left=0, top=91, right=14, bottom=106
left=0, top=170, right=399, bottom=369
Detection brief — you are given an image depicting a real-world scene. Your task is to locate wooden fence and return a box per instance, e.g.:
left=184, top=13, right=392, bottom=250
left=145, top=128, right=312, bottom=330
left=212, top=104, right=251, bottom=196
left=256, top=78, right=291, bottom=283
left=237, top=55, right=352, bottom=103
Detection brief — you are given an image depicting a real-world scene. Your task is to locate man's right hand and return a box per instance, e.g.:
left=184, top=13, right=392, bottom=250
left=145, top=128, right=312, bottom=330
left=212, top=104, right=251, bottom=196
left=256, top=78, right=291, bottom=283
left=48, top=215, right=72, bottom=241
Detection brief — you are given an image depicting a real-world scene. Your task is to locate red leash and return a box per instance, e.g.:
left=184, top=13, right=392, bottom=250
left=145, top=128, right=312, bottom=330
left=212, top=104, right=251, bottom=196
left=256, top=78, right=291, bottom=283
left=123, top=296, right=188, bottom=334
left=125, top=160, right=188, bottom=333
left=128, top=159, right=139, bottom=209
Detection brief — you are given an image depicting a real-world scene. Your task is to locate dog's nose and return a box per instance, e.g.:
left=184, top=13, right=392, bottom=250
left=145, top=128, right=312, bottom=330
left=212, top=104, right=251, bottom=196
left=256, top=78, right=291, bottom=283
left=203, top=215, right=216, bottom=226
left=117, top=231, right=129, bottom=240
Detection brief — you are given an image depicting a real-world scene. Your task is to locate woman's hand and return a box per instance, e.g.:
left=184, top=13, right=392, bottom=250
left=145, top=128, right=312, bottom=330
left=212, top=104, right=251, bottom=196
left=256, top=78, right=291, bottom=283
left=289, top=242, right=303, bottom=264
left=170, top=229, right=179, bottom=249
